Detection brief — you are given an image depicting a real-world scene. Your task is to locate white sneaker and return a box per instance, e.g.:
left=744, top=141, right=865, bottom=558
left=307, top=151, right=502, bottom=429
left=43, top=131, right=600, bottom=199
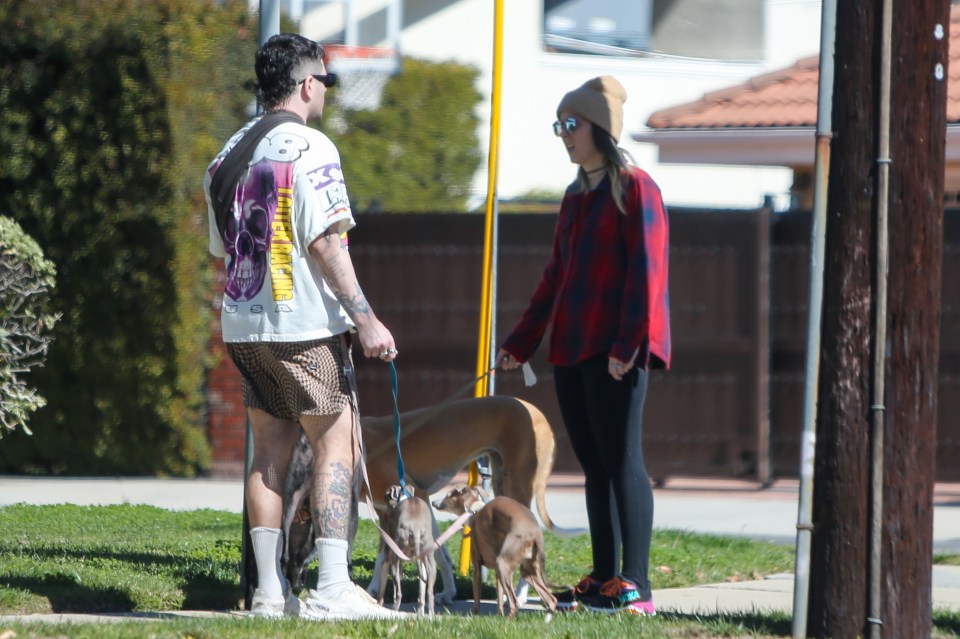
left=301, top=584, right=410, bottom=621
left=249, top=588, right=302, bottom=619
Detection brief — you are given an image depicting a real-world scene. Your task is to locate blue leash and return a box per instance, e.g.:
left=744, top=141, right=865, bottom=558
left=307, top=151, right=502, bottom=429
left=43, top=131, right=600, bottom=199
left=386, top=360, right=502, bottom=501
left=388, top=360, right=413, bottom=500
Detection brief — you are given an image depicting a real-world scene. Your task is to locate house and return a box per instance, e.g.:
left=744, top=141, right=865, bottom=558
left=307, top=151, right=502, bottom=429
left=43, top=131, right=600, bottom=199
left=636, top=4, right=960, bottom=210
left=279, top=0, right=821, bottom=210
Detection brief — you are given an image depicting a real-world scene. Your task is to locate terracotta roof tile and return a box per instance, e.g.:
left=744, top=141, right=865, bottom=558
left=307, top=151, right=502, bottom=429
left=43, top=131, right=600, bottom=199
left=647, top=6, right=960, bottom=129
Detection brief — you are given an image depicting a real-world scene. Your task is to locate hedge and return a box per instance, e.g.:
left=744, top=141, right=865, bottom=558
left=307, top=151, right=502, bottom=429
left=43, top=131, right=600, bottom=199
left=0, top=0, right=257, bottom=474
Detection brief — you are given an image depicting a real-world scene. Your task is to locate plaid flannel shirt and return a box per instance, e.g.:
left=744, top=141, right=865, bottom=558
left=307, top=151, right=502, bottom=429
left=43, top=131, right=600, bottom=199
left=501, top=166, right=671, bottom=369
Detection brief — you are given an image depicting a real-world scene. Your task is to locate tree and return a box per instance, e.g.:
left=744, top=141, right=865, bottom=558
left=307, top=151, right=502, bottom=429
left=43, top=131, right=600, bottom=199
left=323, top=58, right=484, bottom=213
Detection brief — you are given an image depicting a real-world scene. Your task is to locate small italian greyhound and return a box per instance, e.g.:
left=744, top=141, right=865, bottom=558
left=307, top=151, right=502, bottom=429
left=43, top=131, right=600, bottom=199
left=433, top=484, right=557, bottom=619
left=377, top=485, right=437, bottom=617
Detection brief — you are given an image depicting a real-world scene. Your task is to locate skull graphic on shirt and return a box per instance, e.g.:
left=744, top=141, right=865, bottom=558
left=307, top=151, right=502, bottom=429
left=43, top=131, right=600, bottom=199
left=224, top=162, right=277, bottom=301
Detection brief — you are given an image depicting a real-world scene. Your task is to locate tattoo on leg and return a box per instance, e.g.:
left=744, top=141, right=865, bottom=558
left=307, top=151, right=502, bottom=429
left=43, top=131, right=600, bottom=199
left=313, top=462, right=354, bottom=539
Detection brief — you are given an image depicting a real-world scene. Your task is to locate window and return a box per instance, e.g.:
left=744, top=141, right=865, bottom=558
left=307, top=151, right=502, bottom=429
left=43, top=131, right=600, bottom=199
left=544, top=0, right=653, bottom=53
left=544, top=0, right=764, bottom=61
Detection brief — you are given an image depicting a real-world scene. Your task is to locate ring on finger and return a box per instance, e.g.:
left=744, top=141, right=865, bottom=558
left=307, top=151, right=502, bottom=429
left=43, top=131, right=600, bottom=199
left=379, top=351, right=389, bottom=358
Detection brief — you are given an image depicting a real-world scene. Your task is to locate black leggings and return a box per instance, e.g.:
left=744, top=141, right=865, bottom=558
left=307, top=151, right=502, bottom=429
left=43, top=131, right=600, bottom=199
left=554, top=354, right=653, bottom=599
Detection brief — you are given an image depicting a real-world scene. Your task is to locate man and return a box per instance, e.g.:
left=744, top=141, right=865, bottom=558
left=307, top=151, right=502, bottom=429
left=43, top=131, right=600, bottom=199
left=204, top=33, right=404, bottom=621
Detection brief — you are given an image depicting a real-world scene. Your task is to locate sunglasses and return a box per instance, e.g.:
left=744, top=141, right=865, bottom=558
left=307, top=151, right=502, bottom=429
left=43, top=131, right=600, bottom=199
left=298, top=73, right=338, bottom=88
left=552, top=116, right=581, bottom=136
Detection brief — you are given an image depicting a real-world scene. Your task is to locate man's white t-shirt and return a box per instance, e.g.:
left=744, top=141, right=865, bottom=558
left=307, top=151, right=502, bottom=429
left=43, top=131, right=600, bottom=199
left=204, top=117, right=356, bottom=343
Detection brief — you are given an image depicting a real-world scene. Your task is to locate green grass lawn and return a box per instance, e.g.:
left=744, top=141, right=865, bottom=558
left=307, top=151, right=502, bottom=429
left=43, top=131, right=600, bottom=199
left=0, top=504, right=953, bottom=638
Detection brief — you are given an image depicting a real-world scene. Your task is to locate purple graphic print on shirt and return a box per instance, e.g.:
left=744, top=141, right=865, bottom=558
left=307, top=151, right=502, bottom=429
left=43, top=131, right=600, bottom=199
left=223, top=162, right=277, bottom=301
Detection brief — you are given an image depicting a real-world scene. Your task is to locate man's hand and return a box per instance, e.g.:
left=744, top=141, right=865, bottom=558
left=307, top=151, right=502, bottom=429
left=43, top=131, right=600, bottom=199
left=357, top=320, right=397, bottom=362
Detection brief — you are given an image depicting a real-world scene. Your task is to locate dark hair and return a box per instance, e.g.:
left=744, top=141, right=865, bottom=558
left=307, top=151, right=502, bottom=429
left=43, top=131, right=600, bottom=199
left=255, top=33, right=325, bottom=111
left=576, top=121, right=632, bottom=213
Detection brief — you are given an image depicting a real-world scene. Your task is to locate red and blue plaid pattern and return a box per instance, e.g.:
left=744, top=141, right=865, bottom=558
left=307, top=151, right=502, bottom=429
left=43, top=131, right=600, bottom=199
left=502, top=167, right=671, bottom=370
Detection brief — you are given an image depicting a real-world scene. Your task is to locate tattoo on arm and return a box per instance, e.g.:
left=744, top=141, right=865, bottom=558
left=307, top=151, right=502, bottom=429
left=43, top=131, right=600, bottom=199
left=315, top=235, right=368, bottom=317
left=326, top=255, right=348, bottom=282
left=336, top=284, right=371, bottom=320
left=312, top=462, right=354, bottom=540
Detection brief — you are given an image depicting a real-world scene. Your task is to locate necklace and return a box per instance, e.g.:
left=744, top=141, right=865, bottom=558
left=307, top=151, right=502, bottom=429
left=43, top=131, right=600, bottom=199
left=585, top=166, right=605, bottom=175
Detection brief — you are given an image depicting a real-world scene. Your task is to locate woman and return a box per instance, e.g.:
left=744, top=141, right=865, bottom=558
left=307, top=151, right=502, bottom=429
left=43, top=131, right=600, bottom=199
left=496, top=76, right=670, bottom=616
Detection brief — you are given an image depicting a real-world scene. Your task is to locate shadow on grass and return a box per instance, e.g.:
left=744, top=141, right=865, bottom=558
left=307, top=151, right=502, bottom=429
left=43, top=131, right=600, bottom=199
left=667, top=610, right=793, bottom=635
left=664, top=610, right=959, bottom=637
left=2, top=575, right=137, bottom=613
left=313, top=554, right=500, bottom=604
left=2, top=545, right=242, bottom=612
left=181, top=573, right=242, bottom=610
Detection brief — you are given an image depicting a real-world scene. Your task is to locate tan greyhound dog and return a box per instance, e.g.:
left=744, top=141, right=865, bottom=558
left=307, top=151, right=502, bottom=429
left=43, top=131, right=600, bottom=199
left=433, top=484, right=558, bottom=619
left=281, top=395, right=562, bottom=607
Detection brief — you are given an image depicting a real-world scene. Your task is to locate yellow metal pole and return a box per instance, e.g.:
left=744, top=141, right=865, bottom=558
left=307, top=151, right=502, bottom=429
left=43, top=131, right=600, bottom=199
left=460, top=0, right=504, bottom=576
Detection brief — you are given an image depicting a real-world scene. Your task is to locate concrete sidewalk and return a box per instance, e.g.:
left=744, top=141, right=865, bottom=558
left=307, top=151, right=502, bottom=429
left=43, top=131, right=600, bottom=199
left=2, top=474, right=960, bottom=620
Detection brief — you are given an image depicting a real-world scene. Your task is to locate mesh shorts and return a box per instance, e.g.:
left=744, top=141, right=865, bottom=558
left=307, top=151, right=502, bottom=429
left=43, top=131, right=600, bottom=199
left=225, top=335, right=353, bottom=420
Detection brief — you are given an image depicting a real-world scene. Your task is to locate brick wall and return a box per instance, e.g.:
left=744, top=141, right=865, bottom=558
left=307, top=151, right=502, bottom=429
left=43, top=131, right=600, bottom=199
left=206, top=262, right=247, bottom=479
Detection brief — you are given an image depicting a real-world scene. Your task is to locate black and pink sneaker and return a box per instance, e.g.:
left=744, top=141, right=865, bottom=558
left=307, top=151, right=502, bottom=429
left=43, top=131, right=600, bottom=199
left=582, top=576, right=656, bottom=616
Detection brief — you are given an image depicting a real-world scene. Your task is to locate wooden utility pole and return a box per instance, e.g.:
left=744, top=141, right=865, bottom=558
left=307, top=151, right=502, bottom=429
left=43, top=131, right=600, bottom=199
left=807, top=1, right=948, bottom=638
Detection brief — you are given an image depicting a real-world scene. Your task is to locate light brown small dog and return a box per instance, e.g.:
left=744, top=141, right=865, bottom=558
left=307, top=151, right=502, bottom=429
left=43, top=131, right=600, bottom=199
left=377, top=485, right=437, bottom=617
left=433, top=484, right=558, bottom=619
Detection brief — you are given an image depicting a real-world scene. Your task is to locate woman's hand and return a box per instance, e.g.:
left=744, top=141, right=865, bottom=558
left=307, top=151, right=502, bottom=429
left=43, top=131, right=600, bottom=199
left=608, top=356, right=633, bottom=381
left=495, top=349, right=521, bottom=370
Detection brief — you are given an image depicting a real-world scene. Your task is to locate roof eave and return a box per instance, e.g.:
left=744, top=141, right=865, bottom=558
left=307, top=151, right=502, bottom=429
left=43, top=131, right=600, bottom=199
left=634, top=124, right=960, bottom=167
left=632, top=126, right=816, bottom=167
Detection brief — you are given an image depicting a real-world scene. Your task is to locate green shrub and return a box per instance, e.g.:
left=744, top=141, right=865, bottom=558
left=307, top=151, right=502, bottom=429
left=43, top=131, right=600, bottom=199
left=0, top=216, right=58, bottom=436
left=0, top=0, right=257, bottom=475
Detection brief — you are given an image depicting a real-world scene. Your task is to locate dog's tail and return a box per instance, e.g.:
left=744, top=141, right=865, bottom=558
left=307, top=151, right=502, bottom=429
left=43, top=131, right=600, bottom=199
left=524, top=400, right=589, bottom=538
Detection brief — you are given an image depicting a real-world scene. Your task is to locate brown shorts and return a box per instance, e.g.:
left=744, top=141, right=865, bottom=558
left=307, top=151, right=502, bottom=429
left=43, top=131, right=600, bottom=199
left=225, top=335, right=352, bottom=420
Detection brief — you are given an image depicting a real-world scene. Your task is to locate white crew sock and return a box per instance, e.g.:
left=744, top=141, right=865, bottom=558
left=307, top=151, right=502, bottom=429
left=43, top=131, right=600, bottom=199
left=250, top=526, right=284, bottom=597
left=314, top=538, right=352, bottom=598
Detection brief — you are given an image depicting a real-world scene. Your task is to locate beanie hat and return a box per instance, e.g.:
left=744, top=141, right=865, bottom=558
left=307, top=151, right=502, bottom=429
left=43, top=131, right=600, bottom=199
left=557, top=76, right=627, bottom=143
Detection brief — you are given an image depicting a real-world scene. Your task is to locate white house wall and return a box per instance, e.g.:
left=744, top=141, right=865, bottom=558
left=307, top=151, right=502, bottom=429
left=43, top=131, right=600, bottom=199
left=297, top=0, right=821, bottom=210
left=765, top=0, right=823, bottom=68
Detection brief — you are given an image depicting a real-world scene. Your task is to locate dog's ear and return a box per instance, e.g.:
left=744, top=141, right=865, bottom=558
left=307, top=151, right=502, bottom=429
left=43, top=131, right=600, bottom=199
left=405, top=485, right=415, bottom=498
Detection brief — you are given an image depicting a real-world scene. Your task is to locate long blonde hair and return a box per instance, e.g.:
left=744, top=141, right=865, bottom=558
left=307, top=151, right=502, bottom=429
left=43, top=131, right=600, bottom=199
left=576, top=122, right=634, bottom=214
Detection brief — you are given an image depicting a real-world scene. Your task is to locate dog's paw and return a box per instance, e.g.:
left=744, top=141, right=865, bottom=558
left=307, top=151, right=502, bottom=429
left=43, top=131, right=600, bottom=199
left=435, top=589, right=456, bottom=606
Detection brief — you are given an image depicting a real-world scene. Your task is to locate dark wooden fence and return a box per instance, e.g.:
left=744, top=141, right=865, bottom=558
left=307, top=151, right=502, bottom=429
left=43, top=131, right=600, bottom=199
left=208, top=208, right=960, bottom=482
